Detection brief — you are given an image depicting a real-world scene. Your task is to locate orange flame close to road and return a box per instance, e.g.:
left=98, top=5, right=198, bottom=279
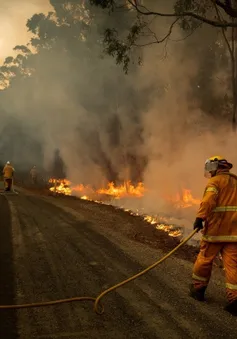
left=49, top=178, right=71, bottom=195
left=97, top=181, right=145, bottom=198
left=49, top=178, right=200, bottom=208
left=49, top=179, right=145, bottom=199
left=48, top=178, right=201, bottom=238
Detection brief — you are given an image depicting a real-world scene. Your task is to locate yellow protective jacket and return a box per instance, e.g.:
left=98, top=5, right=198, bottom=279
left=197, top=170, right=237, bottom=242
left=3, top=164, right=15, bottom=179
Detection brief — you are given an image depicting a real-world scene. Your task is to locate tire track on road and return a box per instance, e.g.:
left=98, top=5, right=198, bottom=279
left=5, top=192, right=237, bottom=339
left=7, top=194, right=159, bottom=339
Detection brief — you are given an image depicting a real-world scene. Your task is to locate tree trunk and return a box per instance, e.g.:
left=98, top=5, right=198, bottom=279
left=231, top=24, right=237, bottom=131
left=232, top=4, right=237, bottom=130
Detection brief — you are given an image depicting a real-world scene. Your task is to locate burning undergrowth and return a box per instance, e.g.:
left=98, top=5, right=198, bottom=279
left=48, top=178, right=201, bottom=240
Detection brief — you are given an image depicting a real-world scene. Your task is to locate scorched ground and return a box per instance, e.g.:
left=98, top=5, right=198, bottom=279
left=0, top=186, right=237, bottom=339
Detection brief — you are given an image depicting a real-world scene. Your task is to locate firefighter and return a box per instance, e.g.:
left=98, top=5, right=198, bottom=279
left=30, top=165, right=38, bottom=184
left=190, top=155, right=237, bottom=316
left=2, top=161, right=15, bottom=192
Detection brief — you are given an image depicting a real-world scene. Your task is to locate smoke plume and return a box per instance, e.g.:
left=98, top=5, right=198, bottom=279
left=0, top=0, right=236, bottom=231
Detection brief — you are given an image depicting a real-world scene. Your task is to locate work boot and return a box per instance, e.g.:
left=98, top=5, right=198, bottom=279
left=189, top=284, right=206, bottom=301
left=224, top=299, right=237, bottom=316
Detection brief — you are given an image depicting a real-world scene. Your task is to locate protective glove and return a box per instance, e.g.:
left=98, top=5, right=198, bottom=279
left=193, top=217, right=204, bottom=232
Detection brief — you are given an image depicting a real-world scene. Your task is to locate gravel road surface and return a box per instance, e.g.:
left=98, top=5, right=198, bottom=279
left=0, top=188, right=236, bottom=339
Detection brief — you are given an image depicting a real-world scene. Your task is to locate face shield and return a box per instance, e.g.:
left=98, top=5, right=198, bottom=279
left=204, top=159, right=218, bottom=178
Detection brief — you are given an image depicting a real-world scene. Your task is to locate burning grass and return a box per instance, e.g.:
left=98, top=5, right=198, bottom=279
left=48, top=178, right=201, bottom=239
left=49, top=179, right=145, bottom=198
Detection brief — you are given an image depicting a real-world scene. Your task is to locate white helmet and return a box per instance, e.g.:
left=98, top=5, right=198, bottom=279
left=6, top=161, right=10, bottom=165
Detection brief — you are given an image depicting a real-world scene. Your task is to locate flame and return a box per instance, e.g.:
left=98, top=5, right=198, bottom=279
left=49, top=178, right=71, bottom=195
left=81, top=195, right=89, bottom=200
left=48, top=178, right=200, bottom=238
left=97, top=181, right=145, bottom=198
left=169, top=189, right=200, bottom=208
left=144, top=215, right=182, bottom=237
left=49, top=178, right=200, bottom=209
left=49, top=179, right=145, bottom=199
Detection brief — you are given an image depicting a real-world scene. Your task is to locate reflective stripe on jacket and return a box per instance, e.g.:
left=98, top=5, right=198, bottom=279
left=197, top=171, right=237, bottom=242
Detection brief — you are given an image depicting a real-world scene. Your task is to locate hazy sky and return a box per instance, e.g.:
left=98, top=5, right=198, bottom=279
left=0, top=0, right=52, bottom=62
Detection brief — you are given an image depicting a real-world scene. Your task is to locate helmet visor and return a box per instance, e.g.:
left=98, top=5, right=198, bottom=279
left=204, top=159, right=218, bottom=178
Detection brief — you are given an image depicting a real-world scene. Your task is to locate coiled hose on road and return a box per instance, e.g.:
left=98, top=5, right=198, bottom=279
left=0, top=229, right=198, bottom=314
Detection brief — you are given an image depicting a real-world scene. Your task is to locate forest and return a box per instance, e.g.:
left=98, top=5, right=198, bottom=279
left=0, top=0, right=236, bottom=187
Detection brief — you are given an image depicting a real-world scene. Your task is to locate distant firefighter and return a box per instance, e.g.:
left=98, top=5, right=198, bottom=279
left=30, top=165, right=38, bottom=184
left=2, top=161, right=15, bottom=192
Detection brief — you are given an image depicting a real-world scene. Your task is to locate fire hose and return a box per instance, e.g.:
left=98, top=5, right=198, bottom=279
left=0, top=229, right=198, bottom=314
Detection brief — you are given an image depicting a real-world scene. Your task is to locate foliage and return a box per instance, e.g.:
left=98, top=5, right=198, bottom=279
left=174, top=0, right=213, bottom=31
left=0, top=0, right=148, bottom=181
left=103, top=23, right=143, bottom=72
left=0, top=0, right=236, bottom=176
left=89, top=0, right=237, bottom=70
left=89, top=0, right=236, bottom=124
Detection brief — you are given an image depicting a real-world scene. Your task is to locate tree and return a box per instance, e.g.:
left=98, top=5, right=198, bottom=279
left=177, top=1, right=237, bottom=127
left=92, top=1, right=237, bottom=26
left=89, top=1, right=237, bottom=61
left=89, top=1, right=237, bottom=67
left=51, top=149, right=66, bottom=179
left=0, top=0, right=149, bottom=184
left=90, top=1, right=237, bottom=127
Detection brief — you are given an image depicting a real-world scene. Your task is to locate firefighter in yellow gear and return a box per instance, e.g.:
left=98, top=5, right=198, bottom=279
left=2, top=161, right=15, bottom=191
left=190, top=156, right=237, bottom=316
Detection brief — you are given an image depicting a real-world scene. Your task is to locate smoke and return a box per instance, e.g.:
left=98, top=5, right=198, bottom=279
left=116, top=1, right=236, bottom=226
left=0, top=1, right=141, bottom=184
left=0, top=0, right=236, bottom=229
left=0, top=0, right=52, bottom=62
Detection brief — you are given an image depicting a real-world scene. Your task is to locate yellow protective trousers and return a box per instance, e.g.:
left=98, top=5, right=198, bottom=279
left=192, top=241, right=237, bottom=302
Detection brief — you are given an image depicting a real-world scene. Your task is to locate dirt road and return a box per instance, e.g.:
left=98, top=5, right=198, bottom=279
left=0, top=189, right=236, bottom=339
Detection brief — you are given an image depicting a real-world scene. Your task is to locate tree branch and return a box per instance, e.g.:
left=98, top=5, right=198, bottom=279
left=127, top=0, right=237, bottom=27
left=213, top=1, right=237, bottom=127
left=134, top=17, right=180, bottom=47
left=215, top=0, right=237, bottom=18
